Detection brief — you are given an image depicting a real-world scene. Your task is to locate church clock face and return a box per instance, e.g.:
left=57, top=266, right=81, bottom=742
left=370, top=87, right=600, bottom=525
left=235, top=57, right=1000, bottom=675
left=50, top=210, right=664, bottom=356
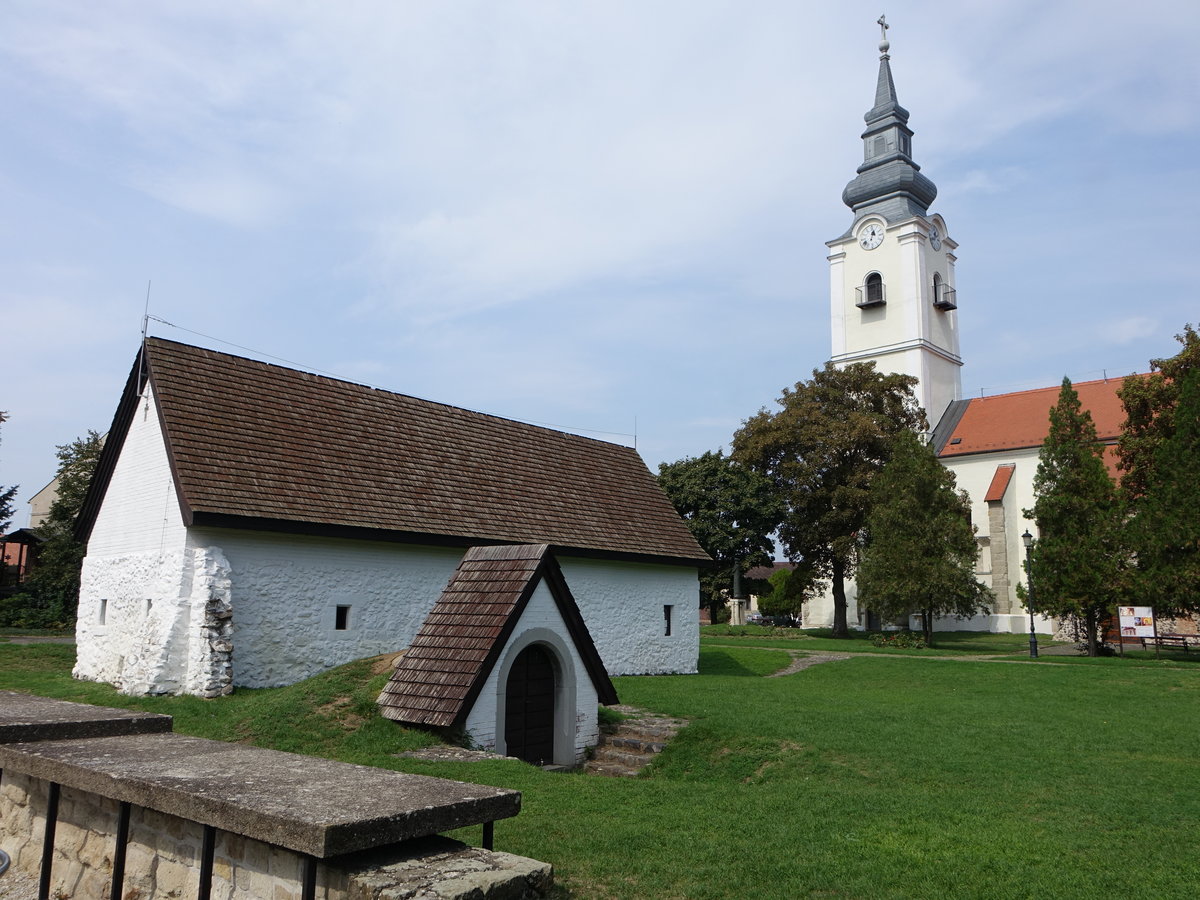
left=929, top=224, right=942, bottom=251
left=859, top=223, right=885, bottom=250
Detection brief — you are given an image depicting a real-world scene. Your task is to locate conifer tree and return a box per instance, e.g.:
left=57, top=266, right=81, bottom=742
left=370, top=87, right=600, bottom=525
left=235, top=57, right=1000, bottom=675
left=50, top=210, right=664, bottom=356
left=1024, top=378, right=1122, bottom=655
left=857, top=430, right=991, bottom=645
left=12, top=431, right=103, bottom=628
left=0, top=412, right=16, bottom=536
left=1128, top=367, right=1200, bottom=616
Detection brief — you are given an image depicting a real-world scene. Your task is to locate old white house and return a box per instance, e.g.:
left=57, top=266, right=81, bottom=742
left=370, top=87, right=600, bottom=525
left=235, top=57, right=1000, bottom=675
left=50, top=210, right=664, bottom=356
left=74, top=338, right=708, bottom=698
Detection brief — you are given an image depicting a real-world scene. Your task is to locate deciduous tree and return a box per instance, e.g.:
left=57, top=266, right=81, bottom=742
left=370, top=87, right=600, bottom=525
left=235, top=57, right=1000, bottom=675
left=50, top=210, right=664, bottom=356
left=657, top=450, right=783, bottom=623
left=732, top=362, right=924, bottom=637
left=1024, top=379, right=1123, bottom=656
left=857, top=430, right=991, bottom=645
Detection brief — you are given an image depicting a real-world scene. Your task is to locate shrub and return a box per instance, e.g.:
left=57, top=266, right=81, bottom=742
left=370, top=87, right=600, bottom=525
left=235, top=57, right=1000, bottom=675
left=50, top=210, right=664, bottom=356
left=869, top=631, right=927, bottom=649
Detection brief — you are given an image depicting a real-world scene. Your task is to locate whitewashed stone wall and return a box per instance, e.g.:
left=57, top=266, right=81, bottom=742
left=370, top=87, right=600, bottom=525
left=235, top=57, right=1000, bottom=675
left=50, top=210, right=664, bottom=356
left=559, top=557, right=698, bottom=675
left=75, top=546, right=234, bottom=696
left=85, top=384, right=188, bottom=558
left=188, top=528, right=466, bottom=689
left=464, top=581, right=601, bottom=765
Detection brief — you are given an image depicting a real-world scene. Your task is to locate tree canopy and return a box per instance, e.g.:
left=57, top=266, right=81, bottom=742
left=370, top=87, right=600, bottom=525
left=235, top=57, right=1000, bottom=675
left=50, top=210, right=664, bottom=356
left=657, top=449, right=783, bottom=623
left=4, top=430, right=103, bottom=628
left=857, top=429, right=991, bottom=644
left=1127, top=366, right=1200, bottom=617
left=1024, top=379, right=1123, bottom=655
left=732, top=361, right=924, bottom=637
left=1117, top=324, right=1200, bottom=501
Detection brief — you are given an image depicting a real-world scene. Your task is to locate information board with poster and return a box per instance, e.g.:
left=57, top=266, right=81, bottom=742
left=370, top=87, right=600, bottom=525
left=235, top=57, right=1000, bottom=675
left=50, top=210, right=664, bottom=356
left=1118, top=606, right=1156, bottom=650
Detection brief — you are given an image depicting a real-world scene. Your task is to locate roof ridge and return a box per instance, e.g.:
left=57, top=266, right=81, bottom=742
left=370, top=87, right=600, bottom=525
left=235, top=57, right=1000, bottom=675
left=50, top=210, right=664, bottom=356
left=970, top=372, right=1150, bottom=402
left=144, top=337, right=632, bottom=453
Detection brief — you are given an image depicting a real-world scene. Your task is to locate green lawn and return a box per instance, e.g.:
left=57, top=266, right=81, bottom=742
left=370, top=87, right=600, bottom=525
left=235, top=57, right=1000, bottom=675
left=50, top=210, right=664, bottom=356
left=700, top=625, right=1068, bottom=655
left=3, top=642, right=1199, bottom=898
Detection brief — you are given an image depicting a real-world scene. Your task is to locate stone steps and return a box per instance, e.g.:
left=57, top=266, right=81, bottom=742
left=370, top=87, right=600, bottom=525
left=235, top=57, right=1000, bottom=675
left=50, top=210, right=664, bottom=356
left=584, top=707, right=686, bottom=777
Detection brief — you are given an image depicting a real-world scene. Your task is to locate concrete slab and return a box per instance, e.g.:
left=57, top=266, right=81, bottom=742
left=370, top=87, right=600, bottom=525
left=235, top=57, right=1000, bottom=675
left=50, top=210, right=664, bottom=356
left=0, top=732, right=521, bottom=857
left=0, top=691, right=172, bottom=743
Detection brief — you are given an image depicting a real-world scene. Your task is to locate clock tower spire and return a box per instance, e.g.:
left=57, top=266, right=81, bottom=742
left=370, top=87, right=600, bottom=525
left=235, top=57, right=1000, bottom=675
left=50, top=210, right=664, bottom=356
left=827, top=17, right=962, bottom=425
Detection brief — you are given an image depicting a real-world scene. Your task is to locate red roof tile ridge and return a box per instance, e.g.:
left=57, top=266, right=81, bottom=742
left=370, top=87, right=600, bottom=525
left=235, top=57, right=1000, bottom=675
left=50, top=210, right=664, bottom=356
left=971, top=372, right=1149, bottom=403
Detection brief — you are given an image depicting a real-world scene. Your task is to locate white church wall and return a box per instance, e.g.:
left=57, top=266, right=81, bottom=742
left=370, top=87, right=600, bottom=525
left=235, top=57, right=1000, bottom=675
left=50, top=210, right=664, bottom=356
left=558, top=556, right=699, bottom=676
left=464, top=582, right=601, bottom=766
left=938, top=447, right=1053, bottom=634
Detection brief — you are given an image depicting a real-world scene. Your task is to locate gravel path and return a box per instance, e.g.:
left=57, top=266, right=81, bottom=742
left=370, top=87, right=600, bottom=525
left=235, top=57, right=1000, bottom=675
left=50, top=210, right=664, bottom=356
left=0, top=864, right=38, bottom=900
left=767, top=650, right=852, bottom=677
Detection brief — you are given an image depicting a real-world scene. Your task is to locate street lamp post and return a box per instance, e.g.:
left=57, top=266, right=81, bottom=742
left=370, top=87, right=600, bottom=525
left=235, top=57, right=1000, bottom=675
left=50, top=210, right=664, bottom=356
left=1022, top=530, right=1039, bottom=659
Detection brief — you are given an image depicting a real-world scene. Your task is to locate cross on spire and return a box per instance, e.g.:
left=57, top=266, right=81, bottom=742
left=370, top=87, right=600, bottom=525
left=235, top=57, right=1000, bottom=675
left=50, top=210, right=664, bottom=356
left=877, top=14, right=891, bottom=55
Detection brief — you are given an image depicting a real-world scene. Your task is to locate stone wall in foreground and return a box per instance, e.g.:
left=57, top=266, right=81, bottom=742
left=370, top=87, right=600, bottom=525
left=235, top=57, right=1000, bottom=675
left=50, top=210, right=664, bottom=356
left=0, top=773, right=551, bottom=900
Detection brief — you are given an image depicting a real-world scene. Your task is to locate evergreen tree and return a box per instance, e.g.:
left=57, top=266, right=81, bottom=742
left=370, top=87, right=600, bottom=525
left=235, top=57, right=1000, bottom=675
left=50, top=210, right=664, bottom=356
left=857, top=430, right=991, bottom=645
left=12, top=431, right=103, bottom=628
left=1024, top=379, right=1122, bottom=656
left=1128, top=367, right=1200, bottom=616
left=657, top=450, right=783, bottom=624
left=0, top=412, right=16, bottom=535
left=732, top=362, right=925, bottom=637
left=757, top=565, right=809, bottom=620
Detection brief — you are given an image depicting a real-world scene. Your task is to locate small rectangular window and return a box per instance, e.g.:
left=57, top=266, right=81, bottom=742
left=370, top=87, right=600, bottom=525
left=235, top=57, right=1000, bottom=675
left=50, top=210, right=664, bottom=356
left=145, top=599, right=153, bottom=616
left=335, top=605, right=351, bottom=631
left=664, top=604, right=673, bottom=637
left=98, top=599, right=108, bottom=626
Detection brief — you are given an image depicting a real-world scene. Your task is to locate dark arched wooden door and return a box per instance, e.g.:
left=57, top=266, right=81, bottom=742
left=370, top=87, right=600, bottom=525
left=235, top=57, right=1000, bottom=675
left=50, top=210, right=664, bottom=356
left=505, top=644, right=555, bottom=765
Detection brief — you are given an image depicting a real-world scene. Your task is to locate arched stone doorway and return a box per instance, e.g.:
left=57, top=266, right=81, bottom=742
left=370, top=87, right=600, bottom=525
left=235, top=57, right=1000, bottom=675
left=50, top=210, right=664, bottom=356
left=504, top=644, right=556, bottom=765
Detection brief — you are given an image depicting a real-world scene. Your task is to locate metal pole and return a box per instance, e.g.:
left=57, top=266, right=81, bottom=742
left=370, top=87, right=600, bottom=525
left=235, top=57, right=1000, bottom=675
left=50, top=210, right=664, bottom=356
left=301, top=855, right=318, bottom=900
left=38, top=782, right=60, bottom=900
left=110, top=802, right=131, bottom=900
left=197, top=824, right=215, bottom=900
left=1022, top=531, right=1039, bottom=659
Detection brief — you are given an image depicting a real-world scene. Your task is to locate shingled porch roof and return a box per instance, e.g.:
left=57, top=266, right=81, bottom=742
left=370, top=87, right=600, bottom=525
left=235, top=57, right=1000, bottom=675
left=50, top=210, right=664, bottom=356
left=377, top=544, right=618, bottom=728
left=78, top=339, right=709, bottom=566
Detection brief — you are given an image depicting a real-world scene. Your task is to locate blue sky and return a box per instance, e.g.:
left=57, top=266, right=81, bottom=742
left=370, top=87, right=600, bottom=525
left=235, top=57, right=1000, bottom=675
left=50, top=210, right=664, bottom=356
left=2, top=1, right=1198, bottom=521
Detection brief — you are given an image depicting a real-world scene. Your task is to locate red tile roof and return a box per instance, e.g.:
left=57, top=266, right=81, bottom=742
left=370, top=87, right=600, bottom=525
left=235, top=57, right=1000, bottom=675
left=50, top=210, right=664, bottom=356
left=377, top=544, right=617, bottom=728
left=937, top=375, right=1137, bottom=458
left=983, top=464, right=1015, bottom=502
left=80, top=339, right=709, bottom=565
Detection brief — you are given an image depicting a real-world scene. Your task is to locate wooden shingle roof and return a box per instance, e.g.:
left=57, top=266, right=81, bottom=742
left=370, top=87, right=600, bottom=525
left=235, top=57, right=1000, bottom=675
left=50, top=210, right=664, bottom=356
left=79, top=339, right=709, bottom=565
left=377, top=544, right=618, bottom=728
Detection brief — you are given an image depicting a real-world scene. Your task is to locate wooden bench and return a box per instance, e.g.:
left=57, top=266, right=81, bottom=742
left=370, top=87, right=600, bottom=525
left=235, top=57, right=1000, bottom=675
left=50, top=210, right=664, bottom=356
left=1139, top=634, right=1198, bottom=653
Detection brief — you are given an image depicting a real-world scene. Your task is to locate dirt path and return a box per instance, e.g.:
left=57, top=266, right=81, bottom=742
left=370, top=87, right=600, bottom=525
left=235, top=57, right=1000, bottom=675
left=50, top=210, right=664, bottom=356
left=766, top=650, right=853, bottom=677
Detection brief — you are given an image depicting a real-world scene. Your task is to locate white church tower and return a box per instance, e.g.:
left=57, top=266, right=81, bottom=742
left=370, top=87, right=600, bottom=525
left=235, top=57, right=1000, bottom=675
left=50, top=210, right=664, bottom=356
left=827, top=17, right=962, bottom=426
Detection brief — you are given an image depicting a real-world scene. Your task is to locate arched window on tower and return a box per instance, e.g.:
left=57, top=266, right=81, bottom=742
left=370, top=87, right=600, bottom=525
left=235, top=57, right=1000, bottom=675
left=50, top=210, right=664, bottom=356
left=856, top=272, right=886, bottom=308
left=932, top=272, right=957, bottom=310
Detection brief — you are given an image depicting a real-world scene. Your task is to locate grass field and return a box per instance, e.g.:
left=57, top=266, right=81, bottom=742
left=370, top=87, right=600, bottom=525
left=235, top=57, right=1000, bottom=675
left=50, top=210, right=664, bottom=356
left=3, top=638, right=1198, bottom=898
